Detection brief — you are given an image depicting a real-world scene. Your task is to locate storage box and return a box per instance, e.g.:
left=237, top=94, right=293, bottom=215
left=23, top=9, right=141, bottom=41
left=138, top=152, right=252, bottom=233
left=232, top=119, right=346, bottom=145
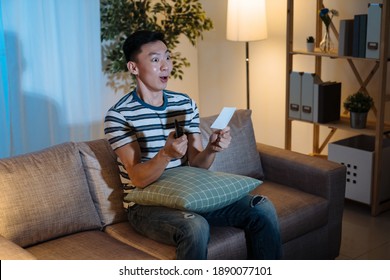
left=328, top=135, right=390, bottom=204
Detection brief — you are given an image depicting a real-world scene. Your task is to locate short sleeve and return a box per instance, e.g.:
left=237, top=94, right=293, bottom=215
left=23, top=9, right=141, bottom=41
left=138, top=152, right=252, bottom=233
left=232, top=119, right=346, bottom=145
left=104, top=108, right=137, bottom=150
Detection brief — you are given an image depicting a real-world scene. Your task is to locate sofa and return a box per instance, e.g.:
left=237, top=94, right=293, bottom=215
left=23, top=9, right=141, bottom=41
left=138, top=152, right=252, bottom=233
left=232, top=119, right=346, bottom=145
left=0, top=110, right=346, bottom=260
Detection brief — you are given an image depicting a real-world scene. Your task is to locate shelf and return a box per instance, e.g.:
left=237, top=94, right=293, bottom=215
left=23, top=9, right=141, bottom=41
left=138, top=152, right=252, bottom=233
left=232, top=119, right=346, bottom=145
left=290, top=116, right=390, bottom=136
left=291, top=49, right=382, bottom=61
left=322, top=116, right=390, bottom=136
left=286, top=0, right=390, bottom=216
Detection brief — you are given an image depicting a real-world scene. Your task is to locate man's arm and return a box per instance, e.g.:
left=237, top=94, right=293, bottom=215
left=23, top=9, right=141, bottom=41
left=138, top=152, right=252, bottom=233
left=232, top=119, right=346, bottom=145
left=187, top=127, right=231, bottom=169
left=115, top=131, right=188, bottom=188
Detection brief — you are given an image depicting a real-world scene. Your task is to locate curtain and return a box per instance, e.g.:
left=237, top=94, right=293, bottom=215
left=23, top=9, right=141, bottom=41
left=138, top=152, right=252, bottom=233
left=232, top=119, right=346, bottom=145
left=0, top=0, right=103, bottom=158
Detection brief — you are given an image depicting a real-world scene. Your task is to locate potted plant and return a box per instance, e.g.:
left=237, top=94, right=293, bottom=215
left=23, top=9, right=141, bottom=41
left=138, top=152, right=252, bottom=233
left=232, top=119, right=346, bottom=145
left=306, top=36, right=315, bottom=52
left=343, top=91, right=374, bottom=128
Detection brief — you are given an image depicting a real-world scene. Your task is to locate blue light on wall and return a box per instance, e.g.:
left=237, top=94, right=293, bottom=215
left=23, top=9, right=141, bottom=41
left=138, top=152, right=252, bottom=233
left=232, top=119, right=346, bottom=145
left=0, top=0, right=11, bottom=158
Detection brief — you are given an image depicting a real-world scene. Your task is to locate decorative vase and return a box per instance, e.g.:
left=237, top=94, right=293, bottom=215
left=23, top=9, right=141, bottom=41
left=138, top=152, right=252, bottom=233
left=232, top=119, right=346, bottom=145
left=319, top=27, right=334, bottom=53
left=350, top=112, right=368, bottom=129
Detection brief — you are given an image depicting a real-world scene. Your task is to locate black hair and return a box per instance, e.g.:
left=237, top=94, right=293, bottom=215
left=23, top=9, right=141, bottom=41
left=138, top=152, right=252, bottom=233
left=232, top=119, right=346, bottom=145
left=123, top=30, right=167, bottom=63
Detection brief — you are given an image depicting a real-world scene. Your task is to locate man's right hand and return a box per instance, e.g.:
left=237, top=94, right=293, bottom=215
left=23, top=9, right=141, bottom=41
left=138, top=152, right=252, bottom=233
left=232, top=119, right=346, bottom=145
left=163, top=131, right=188, bottom=159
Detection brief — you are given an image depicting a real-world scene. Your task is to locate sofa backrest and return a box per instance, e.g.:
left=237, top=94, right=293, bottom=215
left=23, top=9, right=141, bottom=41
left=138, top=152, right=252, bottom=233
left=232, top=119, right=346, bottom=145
left=0, top=142, right=101, bottom=248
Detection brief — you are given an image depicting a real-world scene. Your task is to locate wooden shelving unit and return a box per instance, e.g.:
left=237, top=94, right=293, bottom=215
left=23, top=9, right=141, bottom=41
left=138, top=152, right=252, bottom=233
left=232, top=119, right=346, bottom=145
left=285, top=0, right=390, bottom=216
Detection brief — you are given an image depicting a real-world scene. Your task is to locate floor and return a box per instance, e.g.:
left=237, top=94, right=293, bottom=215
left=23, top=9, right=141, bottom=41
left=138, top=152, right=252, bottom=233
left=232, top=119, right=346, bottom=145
left=337, top=199, right=390, bottom=259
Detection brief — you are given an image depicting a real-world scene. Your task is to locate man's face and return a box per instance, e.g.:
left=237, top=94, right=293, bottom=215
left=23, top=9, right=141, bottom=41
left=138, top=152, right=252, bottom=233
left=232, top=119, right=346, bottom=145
left=130, top=40, right=173, bottom=93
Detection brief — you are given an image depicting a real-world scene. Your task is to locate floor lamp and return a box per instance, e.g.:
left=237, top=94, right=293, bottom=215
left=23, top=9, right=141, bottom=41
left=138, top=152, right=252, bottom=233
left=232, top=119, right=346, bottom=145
left=226, top=0, right=268, bottom=109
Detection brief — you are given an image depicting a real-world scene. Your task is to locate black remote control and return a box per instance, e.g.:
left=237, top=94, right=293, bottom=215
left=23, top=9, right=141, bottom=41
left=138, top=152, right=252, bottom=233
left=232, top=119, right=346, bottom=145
left=174, top=119, right=184, bottom=138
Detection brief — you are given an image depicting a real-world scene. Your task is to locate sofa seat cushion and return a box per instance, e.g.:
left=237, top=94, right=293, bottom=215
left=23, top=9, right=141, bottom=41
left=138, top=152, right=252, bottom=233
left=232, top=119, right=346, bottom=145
left=105, top=222, right=247, bottom=260
left=0, top=142, right=101, bottom=248
left=25, top=230, right=156, bottom=260
left=251, top=181, right=328, bottom=243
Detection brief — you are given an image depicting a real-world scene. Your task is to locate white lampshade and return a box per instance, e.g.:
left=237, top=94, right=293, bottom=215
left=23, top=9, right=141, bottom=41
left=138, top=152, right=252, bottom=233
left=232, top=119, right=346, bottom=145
left=226, top=0, right=268, bottom=42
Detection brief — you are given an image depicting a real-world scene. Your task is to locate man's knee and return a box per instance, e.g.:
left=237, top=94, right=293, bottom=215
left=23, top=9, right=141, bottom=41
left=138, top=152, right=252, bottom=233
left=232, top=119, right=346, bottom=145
left=177, top=212, right=210, bottom=243
left=248, top=197, right=280, bottom=231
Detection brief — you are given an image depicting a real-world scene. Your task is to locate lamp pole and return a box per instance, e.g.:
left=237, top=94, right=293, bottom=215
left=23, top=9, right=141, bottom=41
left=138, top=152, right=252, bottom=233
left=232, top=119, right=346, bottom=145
left=245, top=41, right=250, bottom=109
left=226, top=0, right=268, bottom=110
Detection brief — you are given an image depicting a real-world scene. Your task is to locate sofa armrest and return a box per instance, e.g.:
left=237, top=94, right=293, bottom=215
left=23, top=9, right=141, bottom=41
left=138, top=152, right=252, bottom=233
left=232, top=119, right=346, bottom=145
left=257, top=143, right=346, bottom=258
left=257, top=143, right=346, bottom=200
left=0, top=235, right=36, bottom=260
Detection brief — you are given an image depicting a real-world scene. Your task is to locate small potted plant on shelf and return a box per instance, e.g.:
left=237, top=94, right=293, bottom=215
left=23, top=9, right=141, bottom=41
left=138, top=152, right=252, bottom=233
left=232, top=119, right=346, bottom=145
left=306, top=36, right=315, bottom=52
left=343, top=91, right=374, bottom=129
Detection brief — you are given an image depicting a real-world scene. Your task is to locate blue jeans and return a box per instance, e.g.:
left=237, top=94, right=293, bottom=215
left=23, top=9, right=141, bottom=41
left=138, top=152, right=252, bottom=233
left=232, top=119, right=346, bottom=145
left=127, top=194, right=282, bottom=260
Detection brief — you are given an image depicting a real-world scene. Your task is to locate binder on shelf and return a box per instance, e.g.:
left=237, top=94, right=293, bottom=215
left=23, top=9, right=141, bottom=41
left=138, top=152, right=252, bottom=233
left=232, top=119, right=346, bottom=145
left=352, top=15, right=360, bottom=57
left=352, top=14, right=367, bottom=58
left=301, top=73, right=322, bottom=122
left=313, top=82, right=342, bottom=124
left=359, top=14, right=368, bottom=58
left=338, top=19, right=354, bottom=56
left=365, top=3, right=390, bottom=59
left=289, top=71, right=302, bottom=120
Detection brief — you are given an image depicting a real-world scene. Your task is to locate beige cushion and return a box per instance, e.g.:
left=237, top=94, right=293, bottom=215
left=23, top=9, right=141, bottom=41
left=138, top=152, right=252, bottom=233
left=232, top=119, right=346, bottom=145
left=78, top=139, right=127, bottom=227
left=26, top=230, right=156, bottom=260
left=105, top=222, right=176, bottom=260
left=105, top=222, right=247, bottom=260
left=200, top=109, right=264, bottom=179
left=0, top=235, right=37, bottom=260
left=0, top=142, right=101, bottom=247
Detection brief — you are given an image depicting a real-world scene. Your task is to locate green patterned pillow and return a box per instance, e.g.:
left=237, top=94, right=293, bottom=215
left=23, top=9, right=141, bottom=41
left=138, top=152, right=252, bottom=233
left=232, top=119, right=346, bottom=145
left=125, top=166, right=262, bottom=213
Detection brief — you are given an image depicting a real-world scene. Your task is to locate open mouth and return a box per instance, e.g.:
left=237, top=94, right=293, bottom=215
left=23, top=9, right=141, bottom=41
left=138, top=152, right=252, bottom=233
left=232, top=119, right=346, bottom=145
left=160, top=76, right=169, bottom=83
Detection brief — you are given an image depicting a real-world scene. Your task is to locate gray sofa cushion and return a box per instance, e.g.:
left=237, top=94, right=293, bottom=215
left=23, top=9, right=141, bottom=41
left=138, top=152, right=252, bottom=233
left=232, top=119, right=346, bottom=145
left=0, top=142, right=101, bottom=247
left=78, top=140, right=127, bottom=227
left=200, top=109, right=264, bottom=179
left=252, top=182, right=328, bottom=243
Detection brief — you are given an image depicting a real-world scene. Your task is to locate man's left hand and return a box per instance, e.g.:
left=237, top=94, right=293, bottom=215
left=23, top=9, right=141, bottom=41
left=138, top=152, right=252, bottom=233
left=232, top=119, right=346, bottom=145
left=209, top=126, right=231, bottom=152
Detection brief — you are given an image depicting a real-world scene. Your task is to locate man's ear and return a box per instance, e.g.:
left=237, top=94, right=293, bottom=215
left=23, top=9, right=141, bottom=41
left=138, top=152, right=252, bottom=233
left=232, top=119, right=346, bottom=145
left=127, top=61, right=138, bottom=75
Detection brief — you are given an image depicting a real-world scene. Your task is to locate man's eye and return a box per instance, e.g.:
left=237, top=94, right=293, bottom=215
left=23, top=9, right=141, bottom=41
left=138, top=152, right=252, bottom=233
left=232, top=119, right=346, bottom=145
left=152, top=57, right=159, bottom=62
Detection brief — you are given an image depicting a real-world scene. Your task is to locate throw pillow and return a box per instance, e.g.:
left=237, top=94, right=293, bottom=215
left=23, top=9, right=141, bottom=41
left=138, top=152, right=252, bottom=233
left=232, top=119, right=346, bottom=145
left=78, top=140, right=127, bottom=227
left=200, top=109, right=264, bottom=179
left=0, top=142, right=101, bottom=247
left=125, top=166, right=262, bottom=213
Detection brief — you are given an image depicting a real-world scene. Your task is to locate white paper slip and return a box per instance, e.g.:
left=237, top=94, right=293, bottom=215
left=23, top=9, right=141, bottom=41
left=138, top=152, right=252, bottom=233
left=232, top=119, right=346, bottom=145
left=211, top=107, right=236, bottom=129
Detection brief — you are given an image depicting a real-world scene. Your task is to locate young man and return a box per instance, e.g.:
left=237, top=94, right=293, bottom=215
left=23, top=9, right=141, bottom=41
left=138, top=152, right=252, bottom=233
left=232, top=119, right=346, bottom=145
left=104, top=30, right=282, bottom=260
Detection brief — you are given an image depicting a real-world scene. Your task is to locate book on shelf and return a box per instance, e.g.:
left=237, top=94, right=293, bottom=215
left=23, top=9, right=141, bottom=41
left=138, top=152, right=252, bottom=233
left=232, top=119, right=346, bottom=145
left=337, top=5, right=390, bottom=59
left=338, top=19, right=354, bottom=56
left=352, top=14, right=368, bottom=58
left=313, top=82, right=342, bottom=124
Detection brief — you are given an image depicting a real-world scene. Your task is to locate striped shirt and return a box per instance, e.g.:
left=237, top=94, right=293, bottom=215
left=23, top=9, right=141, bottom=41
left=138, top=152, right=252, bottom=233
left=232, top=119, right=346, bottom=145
left=104, top=89, right=200, bottom=208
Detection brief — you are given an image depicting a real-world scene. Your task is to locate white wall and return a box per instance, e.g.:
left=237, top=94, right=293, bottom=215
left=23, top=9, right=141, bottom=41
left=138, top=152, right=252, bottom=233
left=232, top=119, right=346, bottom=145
left=197, top=0, right=389, bottom=153
left=198, top=0, right=287, bottom=149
